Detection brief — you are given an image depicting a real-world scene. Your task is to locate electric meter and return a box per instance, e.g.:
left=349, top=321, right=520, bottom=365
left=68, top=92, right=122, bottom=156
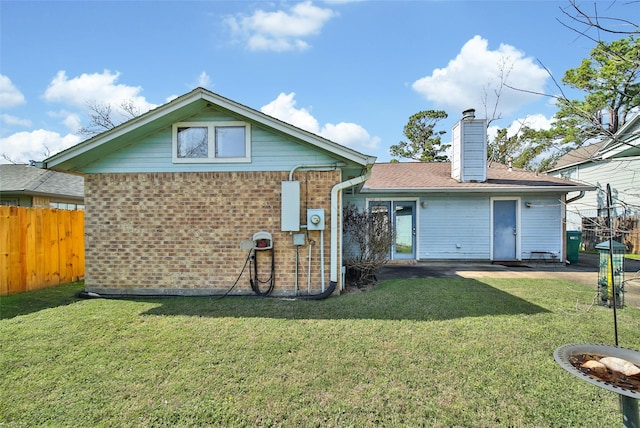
left=307, top=209, right=325, bottom=231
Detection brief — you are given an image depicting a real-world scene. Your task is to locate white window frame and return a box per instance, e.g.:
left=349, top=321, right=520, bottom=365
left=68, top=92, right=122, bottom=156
left=172, top=121, right=251, bottom=163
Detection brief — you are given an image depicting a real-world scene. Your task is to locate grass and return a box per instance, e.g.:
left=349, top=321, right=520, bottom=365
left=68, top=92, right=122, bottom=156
left=1, top=279, right=639, bottom=427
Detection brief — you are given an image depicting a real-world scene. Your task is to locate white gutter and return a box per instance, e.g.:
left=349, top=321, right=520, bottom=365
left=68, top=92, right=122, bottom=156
left=330, top=168, right=372, bottom=287
left=361, top=185, right=596, bottom=193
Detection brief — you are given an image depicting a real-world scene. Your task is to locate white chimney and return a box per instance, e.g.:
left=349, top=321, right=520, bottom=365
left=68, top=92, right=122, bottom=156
left=451, top=109, right=488, bottom=183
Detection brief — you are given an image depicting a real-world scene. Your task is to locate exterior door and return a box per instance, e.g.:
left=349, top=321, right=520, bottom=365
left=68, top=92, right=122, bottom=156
left=493, top=199, right=517, bottom=260
left=393, top=201, right=416, bottom=259
left=369, top=201, right=416, bottom=260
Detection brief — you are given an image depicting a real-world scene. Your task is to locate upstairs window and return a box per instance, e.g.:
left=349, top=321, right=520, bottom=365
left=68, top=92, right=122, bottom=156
left=173, top=121, right=251, bottom=163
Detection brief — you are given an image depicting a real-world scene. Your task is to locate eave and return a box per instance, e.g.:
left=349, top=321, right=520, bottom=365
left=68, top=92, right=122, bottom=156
left=44, top=88, right=376, bottom=172
left=361, top=185, right=596, bottom=194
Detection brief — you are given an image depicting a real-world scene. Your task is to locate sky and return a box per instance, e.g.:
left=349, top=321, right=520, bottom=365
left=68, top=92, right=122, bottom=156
left=1, top=0, right=637, bottom=165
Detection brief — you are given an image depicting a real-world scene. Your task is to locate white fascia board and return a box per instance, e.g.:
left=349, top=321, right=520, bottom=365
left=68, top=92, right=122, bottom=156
left=201, top=92, right=376, bottom=167
left=47, top=88, right=376, bottom=169
left=597, top=114, right=640, bottom=159
left=45, top=91, right=204, bottom=169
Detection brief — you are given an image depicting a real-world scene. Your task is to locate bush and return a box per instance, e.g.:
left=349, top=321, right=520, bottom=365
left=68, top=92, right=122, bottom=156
left=342, top=203, right=393, bottom=287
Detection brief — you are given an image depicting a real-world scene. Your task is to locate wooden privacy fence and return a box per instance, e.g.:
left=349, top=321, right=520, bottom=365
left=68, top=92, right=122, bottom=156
left=582, top=215, right=640, bottom=254
left=1, top=206, right=84, bottom=295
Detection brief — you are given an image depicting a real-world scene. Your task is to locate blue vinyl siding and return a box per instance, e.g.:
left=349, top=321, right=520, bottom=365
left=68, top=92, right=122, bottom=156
left=520, top=194, right=564, bottom=259
left=419, top=195, right=490, bottom=259
left=82, top=111, right=342, bottom=173
left=345, top=192, right=565, bottom=261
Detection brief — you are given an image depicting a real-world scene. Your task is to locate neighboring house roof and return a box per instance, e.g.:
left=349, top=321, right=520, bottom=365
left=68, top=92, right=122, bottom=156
left=547, top=112, right=640, bottom=173
left=549, top=142, right=606, bottom=171
left=44, top=87, right=376, bottom=172
left=0, top=164, right=84, bottom=199
left=597, top=112, right=640, bottom=160
left=362, top=162, right=595, bottom=193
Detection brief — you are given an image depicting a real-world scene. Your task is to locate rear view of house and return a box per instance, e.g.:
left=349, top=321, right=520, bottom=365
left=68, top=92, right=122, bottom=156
left=344, top=110, right=595, bottom=263
left=44, top=88, right=376, bottom=297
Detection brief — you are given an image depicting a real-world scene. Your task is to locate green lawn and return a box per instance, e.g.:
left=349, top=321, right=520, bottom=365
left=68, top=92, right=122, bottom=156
left=1, top=278, right=638, bottom=427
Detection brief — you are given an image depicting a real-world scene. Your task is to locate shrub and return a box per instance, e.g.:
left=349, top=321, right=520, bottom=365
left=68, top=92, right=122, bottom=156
left=342, top=203, right=393, bottom=286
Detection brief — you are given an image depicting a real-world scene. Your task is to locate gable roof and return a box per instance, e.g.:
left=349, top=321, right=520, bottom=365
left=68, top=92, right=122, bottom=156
left=44, top=87, right=376, bottom=172
left=597, top=112, right=640, bottom=159
left=362, top=162, right=595, bottom=193
left=548, top=141, right=606, bottom=171
left=547, top=112, right=640, bottom=172
left=0, top=164, right=84, bottom=199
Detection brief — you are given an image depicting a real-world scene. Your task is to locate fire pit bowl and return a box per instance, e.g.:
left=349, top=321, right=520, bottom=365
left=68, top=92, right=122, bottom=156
left=554, top=343, right=639, bottom=428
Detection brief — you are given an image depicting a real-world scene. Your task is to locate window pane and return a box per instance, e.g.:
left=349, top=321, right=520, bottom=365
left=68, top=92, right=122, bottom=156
left=215, top=126, right=245, bottom=158
left=177, top=127, right=208, bottom=158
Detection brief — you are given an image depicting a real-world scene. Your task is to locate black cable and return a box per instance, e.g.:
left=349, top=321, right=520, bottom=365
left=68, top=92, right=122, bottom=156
left=76, top=249, right=254, bottom=300
left=250, top=248, right=275, bottom=297
left=212, top=249, right=254, bottom=300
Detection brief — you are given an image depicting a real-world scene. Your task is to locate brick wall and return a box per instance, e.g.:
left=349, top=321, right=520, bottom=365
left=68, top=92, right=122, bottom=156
left=84, top=170, right=340, bottom=296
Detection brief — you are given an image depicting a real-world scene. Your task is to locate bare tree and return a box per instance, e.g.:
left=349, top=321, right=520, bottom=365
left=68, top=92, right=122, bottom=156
left=2, top=144, right=51, bottom=164
left=558, top=0, right=639, bottom=39
left=78, top=99, right=141, bottom=137
left=481, top=56, right=514, bottom=127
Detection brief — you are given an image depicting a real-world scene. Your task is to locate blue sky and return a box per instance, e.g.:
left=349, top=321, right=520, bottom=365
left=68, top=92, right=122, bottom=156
left=1, top=0, right=636, bottom=164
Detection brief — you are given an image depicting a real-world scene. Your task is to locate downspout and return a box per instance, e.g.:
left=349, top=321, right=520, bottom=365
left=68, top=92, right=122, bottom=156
left=330, top=168, right=372, bottom=289
left=566, top=191, right=586, bottom=204
left=298, top=168, right=372, bottom=300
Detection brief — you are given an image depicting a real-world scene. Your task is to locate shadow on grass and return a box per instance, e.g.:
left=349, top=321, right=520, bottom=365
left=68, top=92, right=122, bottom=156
left=140, top=277, right=550, bottom=321
left=0, top=282, right=85, bottom=320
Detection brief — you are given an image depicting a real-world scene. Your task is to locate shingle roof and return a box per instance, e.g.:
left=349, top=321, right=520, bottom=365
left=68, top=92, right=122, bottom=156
left=362, top=162, right=593, bottom=193
left=0, top=164, right=84, bottom=199
left=548, top=142, right=606, bottom=171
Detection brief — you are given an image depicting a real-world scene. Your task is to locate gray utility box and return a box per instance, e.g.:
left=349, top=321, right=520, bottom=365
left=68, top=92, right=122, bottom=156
left=281, top=181, right=300, bottom=231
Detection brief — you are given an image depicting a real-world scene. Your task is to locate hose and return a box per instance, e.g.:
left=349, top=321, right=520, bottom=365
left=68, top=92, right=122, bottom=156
left=249, top=248, right=275, bottom=297
left=76, top=249, right=254, bottom=300
left=295, top=281, right=336, bottom=300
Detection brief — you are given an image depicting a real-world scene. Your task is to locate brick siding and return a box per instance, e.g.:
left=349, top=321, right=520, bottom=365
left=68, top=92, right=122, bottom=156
left=84, top=171, right=340, bottom=296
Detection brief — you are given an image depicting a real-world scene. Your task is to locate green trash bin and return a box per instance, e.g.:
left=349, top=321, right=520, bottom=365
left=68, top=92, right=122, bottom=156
left=566, top=231, right=582, bottom=264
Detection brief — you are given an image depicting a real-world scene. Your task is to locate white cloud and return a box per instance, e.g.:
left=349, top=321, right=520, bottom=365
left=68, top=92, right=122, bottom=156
left=261, top=92, right=379, bottom=153
left=0, top=75, right=26, bottom=108
left=320, top=122, right=380, bottom=151
left=0, top=129, right=81, bottom=164
left=43, top=70, right=157, bottom=114
left=225, top=1, right=337, bottom=52
left=1, top=114, right=32, bottom=127
left=261, top=92, right=320, bottom=133
left=196, top=71, right=211, bottom=88
left=412, top=35, right=549, bottom=117
left=47, top=110, right=82, bottom=133
left=488, top=113, right=555, bottom=142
